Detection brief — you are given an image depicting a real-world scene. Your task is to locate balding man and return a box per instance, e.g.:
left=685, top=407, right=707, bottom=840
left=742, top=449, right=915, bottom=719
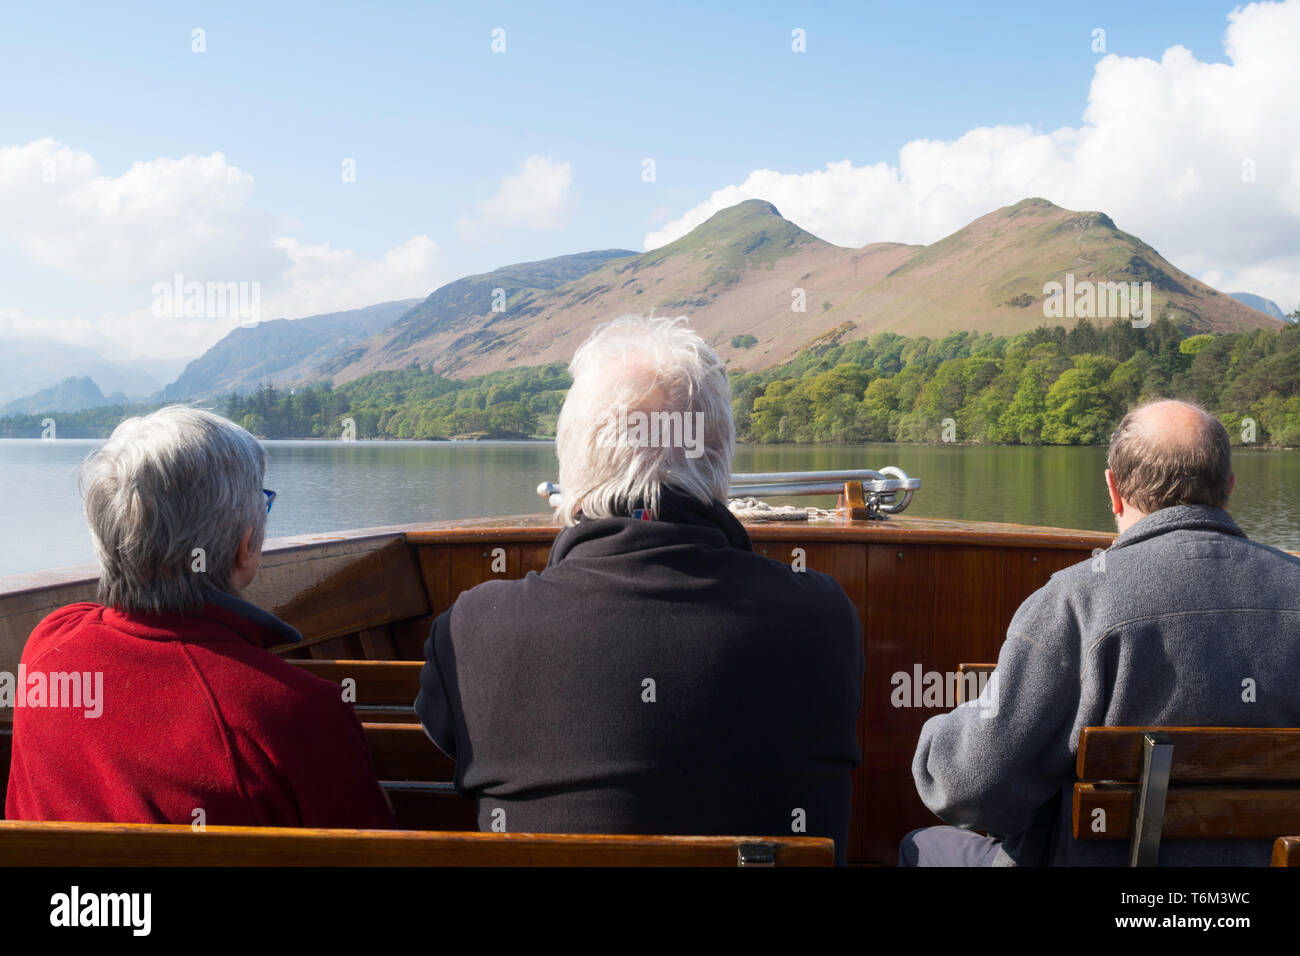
left=902, top=399, right=1300, bottom=866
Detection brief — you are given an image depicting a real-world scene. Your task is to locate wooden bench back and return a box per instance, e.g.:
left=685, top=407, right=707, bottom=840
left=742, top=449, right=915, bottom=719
left=1077, top=727, right=1300, bottom=783
left=1072, top=727, right=1300, bottom=864
left=361, top=721, right=474, bottom=830
left=0, top=821, right=834, bottom=866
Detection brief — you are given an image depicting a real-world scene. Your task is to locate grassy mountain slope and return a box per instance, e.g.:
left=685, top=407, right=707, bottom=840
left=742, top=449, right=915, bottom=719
left=325, top=249, right=637, bottom=381
left=322, top=198, right=1278, bottom=384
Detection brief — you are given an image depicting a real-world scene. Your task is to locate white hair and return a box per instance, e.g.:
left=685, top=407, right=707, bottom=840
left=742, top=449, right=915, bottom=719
left=555, top=315, right=734, bottom=526
left=80, top=405, right=267, bottom=614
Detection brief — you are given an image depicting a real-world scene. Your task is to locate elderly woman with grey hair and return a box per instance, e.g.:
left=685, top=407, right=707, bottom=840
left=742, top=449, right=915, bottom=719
left=416, top=315, right=864, bottom=864
left=5, top=406, right=395, bottom=829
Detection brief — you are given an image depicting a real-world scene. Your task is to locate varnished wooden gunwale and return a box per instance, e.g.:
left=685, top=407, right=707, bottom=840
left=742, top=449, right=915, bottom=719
left=0, top=820, right=834, bottom=867
left=400, top=512, right=1118, bottom=550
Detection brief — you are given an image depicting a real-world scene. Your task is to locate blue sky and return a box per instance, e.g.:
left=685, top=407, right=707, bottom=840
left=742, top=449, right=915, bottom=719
left=1, top=0, right=1296, bottom=369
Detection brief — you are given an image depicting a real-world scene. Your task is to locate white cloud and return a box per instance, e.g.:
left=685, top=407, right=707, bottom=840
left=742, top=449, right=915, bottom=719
left=0, top=139, right=271, bottom=286
left=0, top=139, right=441, bottom=360
left=270, top=235, right=439, bottom=318
left=644, top=0, right=1300, bottom=309
left=0, top=305, right=221, bottom=364
left=460, top=155, right=573, bottom=234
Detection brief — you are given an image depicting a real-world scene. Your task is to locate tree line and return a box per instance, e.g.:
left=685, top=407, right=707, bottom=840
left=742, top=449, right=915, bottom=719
left=220, top=362, right=568, bottom=440
left=732, top=315, right=1300, bottom=446
left=3, top=313, right=1300, bottom=446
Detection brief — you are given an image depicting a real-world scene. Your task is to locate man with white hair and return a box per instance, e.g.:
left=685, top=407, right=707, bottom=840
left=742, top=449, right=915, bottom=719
left=6, top=406, right=395, bottom=829
left=416, top=315, right=864, bottom=863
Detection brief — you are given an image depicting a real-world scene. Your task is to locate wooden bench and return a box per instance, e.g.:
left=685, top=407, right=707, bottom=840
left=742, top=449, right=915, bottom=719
left=1074, top=727, right=1300, bottom=865
left=949, top=670, right=1300, bottom=866
left=0, top=820, right=833, bottom=866
left=290, top=659, right=422, bottom=723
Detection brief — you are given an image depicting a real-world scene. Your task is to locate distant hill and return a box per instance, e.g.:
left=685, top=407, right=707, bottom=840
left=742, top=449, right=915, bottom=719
left=0, top=337, right=160, bottom=407
left=1230, top=292, right=1290, bottom=321
left=163, top=299, right=420, bottom=399
left=1, top=376, right=127, bottom=415
left=319, top=198, right=1282, bottom=383
left=322, top=249, right=637, bottom=381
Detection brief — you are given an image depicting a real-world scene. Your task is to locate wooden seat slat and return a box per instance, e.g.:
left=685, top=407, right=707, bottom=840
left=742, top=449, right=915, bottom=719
left=289, top=659, right=422, bottom=706
left=356, top=706, right=420, bottom=724
left=0, top=821, right=834, bottom=866
left=1072, top=783, right=1300, bottom=840
left=1076, top=727, right=1300, bottom=782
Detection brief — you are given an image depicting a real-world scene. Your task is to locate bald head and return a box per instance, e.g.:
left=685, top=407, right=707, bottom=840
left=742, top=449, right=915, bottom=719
left=1105, top=400, right=1234, bottom=530
left=1127, top=400, right=1218, bottom=447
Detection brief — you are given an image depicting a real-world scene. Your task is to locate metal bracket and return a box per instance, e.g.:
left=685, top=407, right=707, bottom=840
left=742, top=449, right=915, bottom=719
left=736, top=842, right=776, bottom=867
left=1129, top=732, right=1174, bottom=867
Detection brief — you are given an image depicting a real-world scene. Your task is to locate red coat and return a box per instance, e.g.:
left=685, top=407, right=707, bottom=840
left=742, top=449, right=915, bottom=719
left=5, top=598, right=396, bottom=829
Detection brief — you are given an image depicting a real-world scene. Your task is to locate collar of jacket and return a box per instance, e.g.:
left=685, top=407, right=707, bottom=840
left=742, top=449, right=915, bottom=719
left=101, top=589, right=303, bottom=650
left=1109, top=503, right=1246, bottom=553
left=547, top=487, right=754, bottom=567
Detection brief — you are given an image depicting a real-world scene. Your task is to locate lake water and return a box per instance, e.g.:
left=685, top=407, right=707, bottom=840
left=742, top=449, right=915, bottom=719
left=2, top=439, right=1298, bottom=577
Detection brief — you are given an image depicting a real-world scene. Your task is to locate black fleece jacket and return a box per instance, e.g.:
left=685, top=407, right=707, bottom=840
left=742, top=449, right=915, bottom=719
left=415, top=489, right=864, bottom=863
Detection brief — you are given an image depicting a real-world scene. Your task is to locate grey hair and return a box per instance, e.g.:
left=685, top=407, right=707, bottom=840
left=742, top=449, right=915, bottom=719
left=80, top=405, right=267, bottom=614
left=1107, top=399, right=1232, bottom=512
left=555, top=314, right=734, bottom=526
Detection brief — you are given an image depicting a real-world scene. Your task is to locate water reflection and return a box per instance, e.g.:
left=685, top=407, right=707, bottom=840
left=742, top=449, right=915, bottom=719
left=0, top=438, right=1296, bottom=577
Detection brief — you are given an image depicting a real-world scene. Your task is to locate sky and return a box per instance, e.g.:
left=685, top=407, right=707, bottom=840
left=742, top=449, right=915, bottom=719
left=1, top=0, right=1298, bottom=376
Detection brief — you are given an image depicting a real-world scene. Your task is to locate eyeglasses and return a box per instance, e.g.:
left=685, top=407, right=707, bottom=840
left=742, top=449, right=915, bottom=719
left=263, top=488, right=277, bottom=514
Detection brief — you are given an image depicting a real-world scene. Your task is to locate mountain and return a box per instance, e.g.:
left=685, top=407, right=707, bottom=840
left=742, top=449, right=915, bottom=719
left=321, top=249, right=637, bottom=381
left=1230, top=292, right=1290, bottom=321
left=320, top=198, right=1282, bottom=383
left=1, top=376, right=127, bottom=415
left=0, top=337, right=161, bottom=407
left=164, top=299, right=420, bottom=399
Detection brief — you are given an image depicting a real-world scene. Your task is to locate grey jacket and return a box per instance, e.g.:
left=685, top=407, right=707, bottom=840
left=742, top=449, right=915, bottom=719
left=912, top=504, right=1300, bottom=866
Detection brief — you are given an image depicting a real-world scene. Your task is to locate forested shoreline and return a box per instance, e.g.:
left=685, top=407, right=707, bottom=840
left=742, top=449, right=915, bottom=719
left=3, top=314, right=1300, bottom=446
